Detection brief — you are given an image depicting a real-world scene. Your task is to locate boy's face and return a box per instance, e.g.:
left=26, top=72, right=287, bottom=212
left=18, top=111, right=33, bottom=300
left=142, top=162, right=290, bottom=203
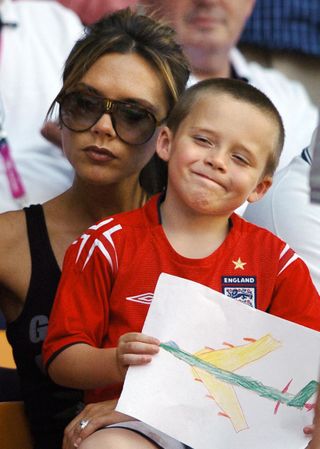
left=157, top=92, right=277, bottom=217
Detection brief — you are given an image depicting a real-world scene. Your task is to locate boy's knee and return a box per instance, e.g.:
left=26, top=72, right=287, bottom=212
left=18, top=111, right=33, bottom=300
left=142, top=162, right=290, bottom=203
left=77, top=435, right=97, bottom=449
left=79, top=427, right=158, bottom=449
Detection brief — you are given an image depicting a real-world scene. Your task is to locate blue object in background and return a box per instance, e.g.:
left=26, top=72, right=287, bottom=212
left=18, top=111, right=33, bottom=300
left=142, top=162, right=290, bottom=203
left=241, top=0, right=320, bottom=57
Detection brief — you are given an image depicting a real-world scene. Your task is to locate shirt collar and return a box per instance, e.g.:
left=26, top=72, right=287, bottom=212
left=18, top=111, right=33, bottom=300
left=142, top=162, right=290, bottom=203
left=301, top=147, right=313, bottom=165
left=187, top=48, right=249, bottom=87
left=230, top=48, right=251, bottom=82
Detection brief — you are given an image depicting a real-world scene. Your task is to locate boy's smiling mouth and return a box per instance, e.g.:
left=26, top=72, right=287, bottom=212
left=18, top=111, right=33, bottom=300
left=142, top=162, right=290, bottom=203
left=191, top=170, right=226, bottom=191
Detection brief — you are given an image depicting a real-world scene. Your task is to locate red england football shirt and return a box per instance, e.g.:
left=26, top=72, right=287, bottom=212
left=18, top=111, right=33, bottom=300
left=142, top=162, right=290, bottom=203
left=43, top=194, right=320, bottom=403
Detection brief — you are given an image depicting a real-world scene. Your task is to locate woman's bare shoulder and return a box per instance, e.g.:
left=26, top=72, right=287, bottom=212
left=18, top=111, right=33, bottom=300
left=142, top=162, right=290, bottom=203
left=0, top=209, right=28, bottom=252
left=0, top=209, right=31, bottom=309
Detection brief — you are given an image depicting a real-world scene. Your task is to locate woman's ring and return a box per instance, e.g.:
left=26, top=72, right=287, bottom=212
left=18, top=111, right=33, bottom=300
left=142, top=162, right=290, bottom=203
left=79, top=418, right=90, bottom=430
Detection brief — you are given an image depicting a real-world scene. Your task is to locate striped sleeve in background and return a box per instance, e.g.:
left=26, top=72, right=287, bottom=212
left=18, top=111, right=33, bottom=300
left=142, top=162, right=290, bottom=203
left=310, top=121, right=320, bottom=204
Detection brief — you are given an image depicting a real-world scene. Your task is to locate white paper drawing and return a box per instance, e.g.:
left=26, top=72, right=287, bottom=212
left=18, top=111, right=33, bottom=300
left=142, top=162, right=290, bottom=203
left=117, top=273, right=320, bottom=449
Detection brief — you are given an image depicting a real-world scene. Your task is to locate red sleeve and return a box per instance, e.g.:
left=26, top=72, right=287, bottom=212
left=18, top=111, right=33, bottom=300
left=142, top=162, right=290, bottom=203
left=268, top=255, right=320, bottom=332
left=42, top=228, right=117, bottom=369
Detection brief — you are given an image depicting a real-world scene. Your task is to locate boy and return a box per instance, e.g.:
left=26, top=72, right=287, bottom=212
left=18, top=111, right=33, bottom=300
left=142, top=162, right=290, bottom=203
left=43, top=78, right=320, bottom=449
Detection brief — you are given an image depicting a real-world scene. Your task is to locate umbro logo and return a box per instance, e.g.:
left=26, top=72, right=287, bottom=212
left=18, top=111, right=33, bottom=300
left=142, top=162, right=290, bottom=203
left=126, top=293, right=154, bottom=304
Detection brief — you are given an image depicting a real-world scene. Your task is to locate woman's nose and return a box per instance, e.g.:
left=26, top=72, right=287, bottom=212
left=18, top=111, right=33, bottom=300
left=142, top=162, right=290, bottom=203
left=90, top=112, right=117, bottom=138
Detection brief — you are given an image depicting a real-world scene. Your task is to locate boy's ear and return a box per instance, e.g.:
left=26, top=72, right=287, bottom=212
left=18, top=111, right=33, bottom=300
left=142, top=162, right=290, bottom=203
left=247, top=175, right=273, bottom=203
left=156, top=127, right=173, bottom=162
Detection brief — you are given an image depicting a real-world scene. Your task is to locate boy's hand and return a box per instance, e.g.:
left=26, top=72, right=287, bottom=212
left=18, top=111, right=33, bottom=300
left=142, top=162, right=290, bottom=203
left=116, top=332, right=160, bottom=377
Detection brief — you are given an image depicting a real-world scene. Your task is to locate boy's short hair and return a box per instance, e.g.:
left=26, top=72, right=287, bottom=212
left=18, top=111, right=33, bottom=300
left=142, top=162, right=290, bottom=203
left=167, top=78, right=285, bottom=176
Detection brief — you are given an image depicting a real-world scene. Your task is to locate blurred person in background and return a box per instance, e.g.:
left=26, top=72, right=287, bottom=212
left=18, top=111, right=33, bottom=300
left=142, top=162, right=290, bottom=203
left=0, top=0, right=83, bottom=213
left=57, top=0, right=139, bottom=24
left=244, top=127, right=320, bottom=293
left=141, top=0, right=318, bottom=172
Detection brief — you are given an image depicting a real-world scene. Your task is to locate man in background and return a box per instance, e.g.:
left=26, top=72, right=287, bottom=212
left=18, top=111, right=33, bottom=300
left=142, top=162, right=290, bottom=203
left=142, top=0, right=318, bottom=172
left=57, top=0, right=138, bottom=24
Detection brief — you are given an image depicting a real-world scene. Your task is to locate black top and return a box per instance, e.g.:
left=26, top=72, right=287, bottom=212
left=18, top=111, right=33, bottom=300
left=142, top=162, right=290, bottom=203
left=6, top=204, right=83, bottom=449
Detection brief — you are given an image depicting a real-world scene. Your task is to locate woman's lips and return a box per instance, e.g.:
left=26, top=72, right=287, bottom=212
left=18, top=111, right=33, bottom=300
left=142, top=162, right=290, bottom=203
left=83, top=145, right=117, bottom=162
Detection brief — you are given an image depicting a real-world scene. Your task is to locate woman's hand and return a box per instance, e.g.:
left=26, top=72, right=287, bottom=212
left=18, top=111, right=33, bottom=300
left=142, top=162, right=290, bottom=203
left=63, top=334, right=159, bottom=448
left=116, top=332, right=160, bottom=378
left=41, top=121, right=62, bottom=149
left=63, top=399, right=133, bottom=449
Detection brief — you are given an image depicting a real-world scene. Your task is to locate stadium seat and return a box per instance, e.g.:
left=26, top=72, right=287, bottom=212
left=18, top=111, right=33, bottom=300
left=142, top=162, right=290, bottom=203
left=0, top=401, right=33, bottom=449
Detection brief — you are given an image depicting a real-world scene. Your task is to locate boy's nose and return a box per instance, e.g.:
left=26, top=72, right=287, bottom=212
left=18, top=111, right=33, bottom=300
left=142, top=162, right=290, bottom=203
left=90, top=112, right=117, bottom=138
left=204, top=149, right=227, bottom=172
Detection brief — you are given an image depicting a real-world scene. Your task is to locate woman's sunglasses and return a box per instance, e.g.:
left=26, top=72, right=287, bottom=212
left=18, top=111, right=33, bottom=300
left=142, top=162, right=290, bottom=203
left=58, top=91, right=164, bottom=145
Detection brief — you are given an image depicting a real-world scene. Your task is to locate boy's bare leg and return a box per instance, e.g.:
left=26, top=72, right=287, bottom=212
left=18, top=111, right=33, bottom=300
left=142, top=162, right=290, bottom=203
left=79, top=428, right=160, bottom=449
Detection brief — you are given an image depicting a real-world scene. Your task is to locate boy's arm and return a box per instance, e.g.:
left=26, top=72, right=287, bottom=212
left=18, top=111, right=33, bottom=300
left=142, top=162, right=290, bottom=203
left=47, top=344, right=122, bottom=389
left=47, top=332, right=160, bottom=390
left=43, top=229, right=159, bottom=389
left=43, top=230, right=116, bottom=387
left=268, top=256, right=320, bottom=331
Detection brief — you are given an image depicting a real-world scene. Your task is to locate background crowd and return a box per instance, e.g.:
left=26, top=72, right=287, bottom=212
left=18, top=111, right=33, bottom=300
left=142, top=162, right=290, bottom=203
left=0, top=1, right=319, bottom=448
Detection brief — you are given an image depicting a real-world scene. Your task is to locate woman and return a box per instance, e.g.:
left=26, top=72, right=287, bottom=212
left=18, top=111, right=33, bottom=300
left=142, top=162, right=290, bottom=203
left=0, top=8, right=189, bottom=449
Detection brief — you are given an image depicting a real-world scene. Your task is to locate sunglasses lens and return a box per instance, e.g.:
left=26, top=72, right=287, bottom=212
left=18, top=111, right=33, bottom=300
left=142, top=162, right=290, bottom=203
left=59, top=93, right=157, bottom=144
left=114, top=103, right=156, bottom=145
left=60, top=93, right=103, bottom=131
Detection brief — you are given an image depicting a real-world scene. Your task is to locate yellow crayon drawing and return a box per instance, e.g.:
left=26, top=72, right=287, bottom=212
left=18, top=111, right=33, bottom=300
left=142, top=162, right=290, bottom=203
left=161, top=334, right=318, bottom=433
left=191, top=334, right=281, bottom=432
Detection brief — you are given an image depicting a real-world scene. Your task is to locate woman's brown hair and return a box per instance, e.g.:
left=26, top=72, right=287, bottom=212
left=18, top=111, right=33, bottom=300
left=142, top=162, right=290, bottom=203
left=48, top=8, right=190, bottom=194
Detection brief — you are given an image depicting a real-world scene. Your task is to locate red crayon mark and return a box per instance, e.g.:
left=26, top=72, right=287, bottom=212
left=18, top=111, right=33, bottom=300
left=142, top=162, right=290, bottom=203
left=274, top=379, right=293, bottom=414
left=205, top=395, right=214, bottom=400
left=304, top=403, right=315, bottom=411
left=218, top=411, right=230, bottom=418
left=222, top=342, right=235, bottom=348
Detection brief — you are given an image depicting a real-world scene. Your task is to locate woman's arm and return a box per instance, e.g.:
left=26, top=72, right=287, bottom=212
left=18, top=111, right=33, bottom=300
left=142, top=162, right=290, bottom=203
left=0, top=210, right=30, bottom=322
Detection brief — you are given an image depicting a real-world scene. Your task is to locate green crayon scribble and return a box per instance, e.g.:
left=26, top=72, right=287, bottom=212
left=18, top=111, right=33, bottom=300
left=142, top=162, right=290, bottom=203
left=160, top=341, right=318, bottom=409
